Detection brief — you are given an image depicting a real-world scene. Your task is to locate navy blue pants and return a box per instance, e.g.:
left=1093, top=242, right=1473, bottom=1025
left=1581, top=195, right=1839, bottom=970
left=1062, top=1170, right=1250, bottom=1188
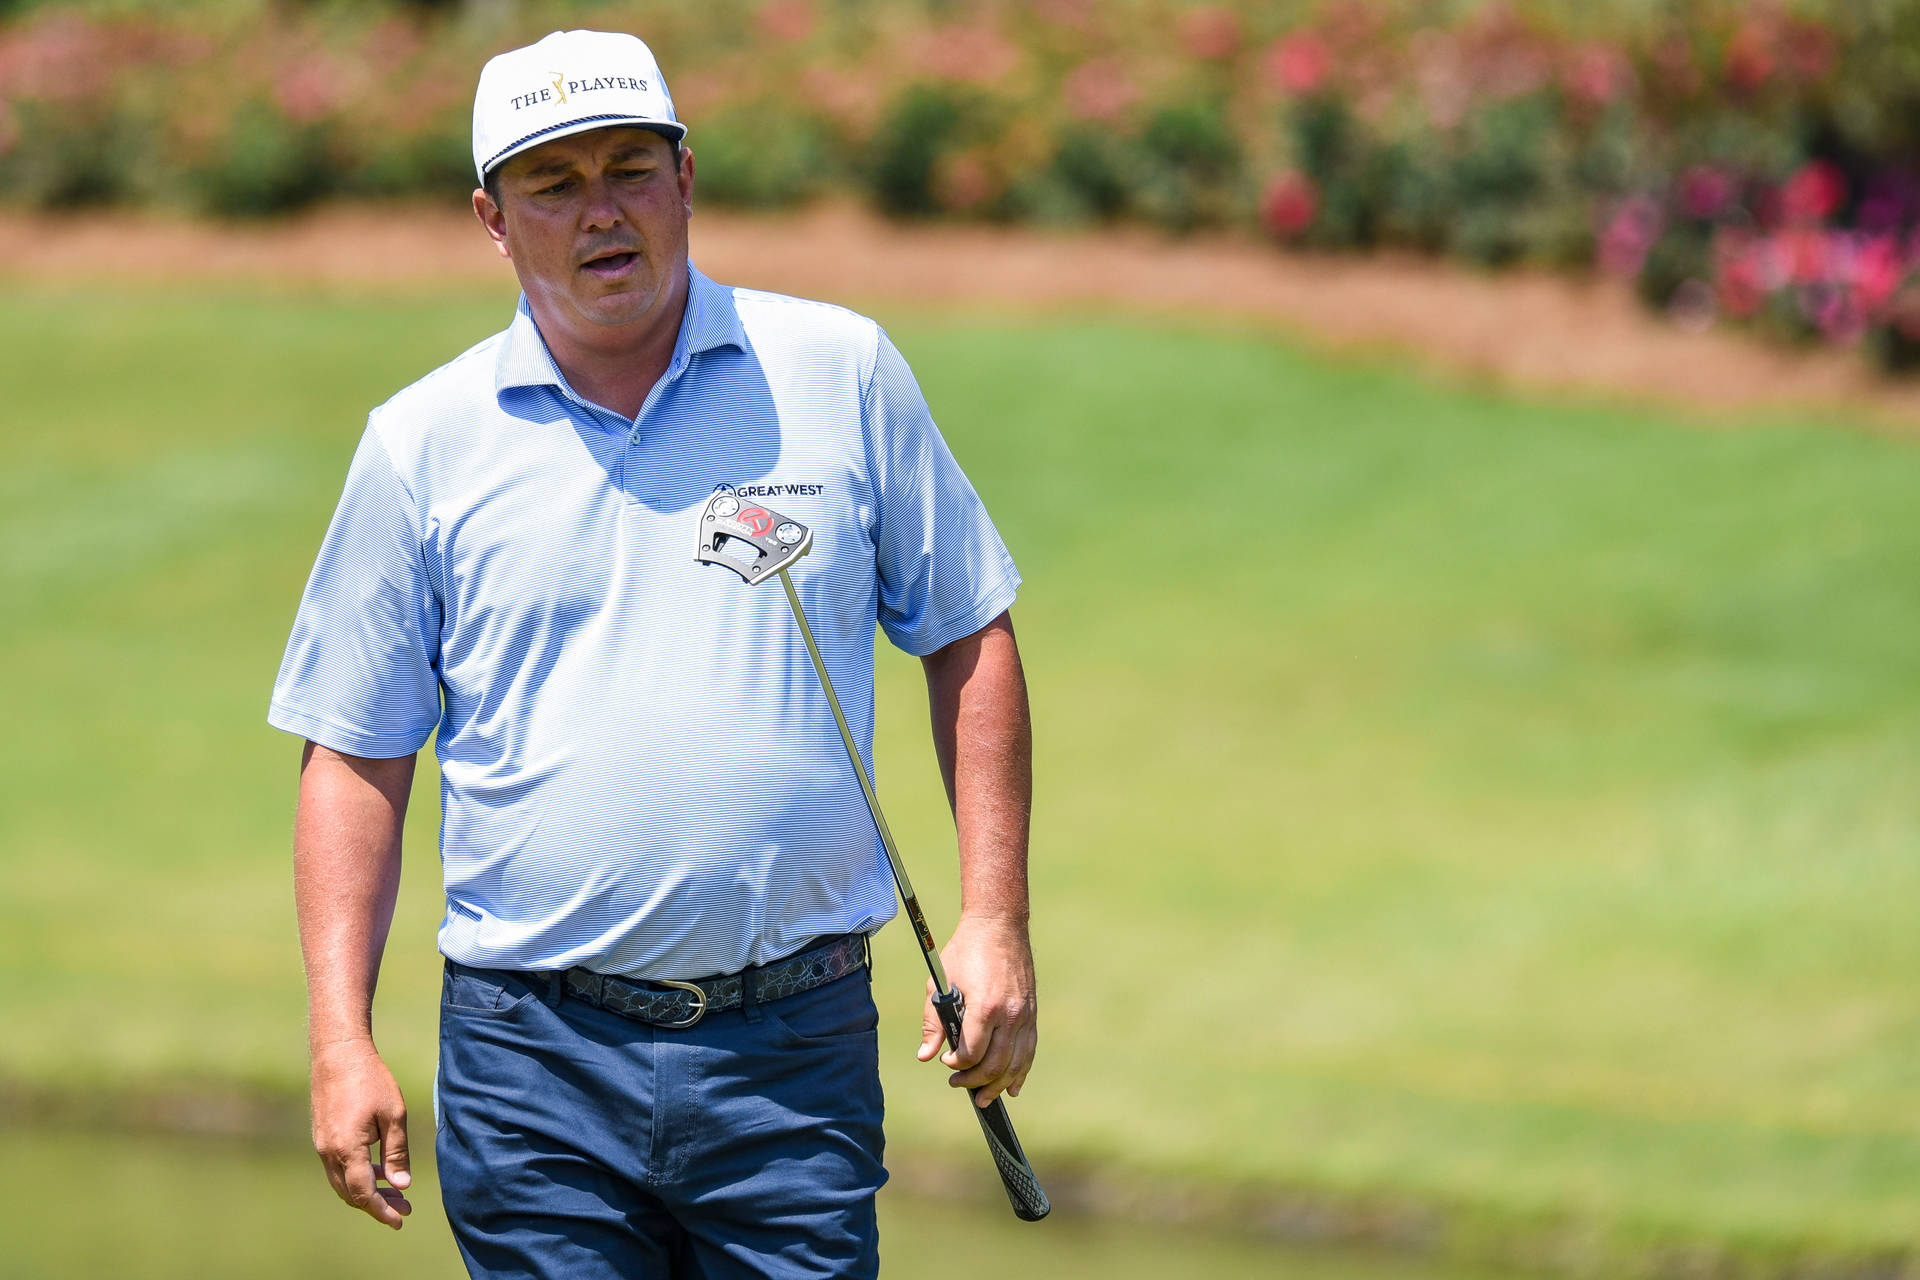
left=434, top=952, right=887, bottom=1279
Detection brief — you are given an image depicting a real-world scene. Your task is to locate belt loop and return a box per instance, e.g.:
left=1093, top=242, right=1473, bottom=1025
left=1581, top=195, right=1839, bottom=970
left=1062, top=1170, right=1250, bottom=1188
left=544, top=970, right=565, bottom=1008
left=740, top=961, right=763, bottom=1023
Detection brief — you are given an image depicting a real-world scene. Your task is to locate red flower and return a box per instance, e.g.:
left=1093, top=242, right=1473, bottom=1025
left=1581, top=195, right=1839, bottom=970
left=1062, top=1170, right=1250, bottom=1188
left=1563, top=43, right=1631, bottom=107
left=1781, top=161, right=1845, bottom=223
left=1725, top=22, right=1775, bottom=92
left=1779, top=227, right=1830, bottom=284
left=1264, top=32, right=1331, bottom=96
left=1259, top=171, right=1319, bottom=239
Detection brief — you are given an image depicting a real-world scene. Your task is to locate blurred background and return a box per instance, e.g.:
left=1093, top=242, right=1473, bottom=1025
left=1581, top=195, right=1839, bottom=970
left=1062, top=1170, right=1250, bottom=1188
left=7, top=2, right=1920, bottom=1277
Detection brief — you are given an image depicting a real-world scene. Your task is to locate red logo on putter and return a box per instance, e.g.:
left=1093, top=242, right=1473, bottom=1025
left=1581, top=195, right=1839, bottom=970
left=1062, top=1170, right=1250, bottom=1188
left=737, top=507, right=773, bottom=537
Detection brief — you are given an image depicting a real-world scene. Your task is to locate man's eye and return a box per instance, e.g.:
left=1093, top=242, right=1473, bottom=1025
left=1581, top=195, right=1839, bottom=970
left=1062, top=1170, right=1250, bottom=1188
left=616, top=168, right=652, bottom=181
left=536, top=180, right=572, bottom=196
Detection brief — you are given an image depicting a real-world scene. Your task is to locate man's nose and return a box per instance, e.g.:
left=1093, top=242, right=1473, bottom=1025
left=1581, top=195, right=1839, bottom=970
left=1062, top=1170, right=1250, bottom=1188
left=580, top=176, right=622, bottom=230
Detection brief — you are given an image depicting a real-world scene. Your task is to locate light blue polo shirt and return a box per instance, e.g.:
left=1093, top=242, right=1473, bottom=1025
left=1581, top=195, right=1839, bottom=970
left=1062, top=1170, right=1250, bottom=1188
left=268, top=265, right=1020, bottom=980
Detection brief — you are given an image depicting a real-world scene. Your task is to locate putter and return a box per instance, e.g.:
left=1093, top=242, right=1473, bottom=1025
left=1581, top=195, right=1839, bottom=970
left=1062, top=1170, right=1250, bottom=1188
left=695, top=490, right=1051, bottom=1223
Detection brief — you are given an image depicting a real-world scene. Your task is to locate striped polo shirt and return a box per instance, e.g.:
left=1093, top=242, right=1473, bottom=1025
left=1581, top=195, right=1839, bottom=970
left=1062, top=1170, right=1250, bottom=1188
left=268, top=265, right=1020, bottom=980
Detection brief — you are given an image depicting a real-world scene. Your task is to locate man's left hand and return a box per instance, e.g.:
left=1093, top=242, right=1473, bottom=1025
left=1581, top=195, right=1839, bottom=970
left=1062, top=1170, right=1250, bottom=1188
left=917, top=914, right=1037, bottom=1106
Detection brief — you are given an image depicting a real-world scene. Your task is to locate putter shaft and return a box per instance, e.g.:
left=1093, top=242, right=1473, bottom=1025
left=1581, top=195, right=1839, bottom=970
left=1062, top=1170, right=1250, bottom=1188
left=777, top=568, right=952, bottom=996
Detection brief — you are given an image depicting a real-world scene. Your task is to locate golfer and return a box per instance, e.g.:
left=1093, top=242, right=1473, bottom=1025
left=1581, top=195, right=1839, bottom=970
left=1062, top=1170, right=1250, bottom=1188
left=267, top=28, right=1035, bottom=1278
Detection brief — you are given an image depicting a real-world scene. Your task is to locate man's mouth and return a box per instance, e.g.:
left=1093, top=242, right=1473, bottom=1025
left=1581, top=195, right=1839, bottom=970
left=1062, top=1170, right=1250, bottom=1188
left=581, top=250, right=639, bottom=278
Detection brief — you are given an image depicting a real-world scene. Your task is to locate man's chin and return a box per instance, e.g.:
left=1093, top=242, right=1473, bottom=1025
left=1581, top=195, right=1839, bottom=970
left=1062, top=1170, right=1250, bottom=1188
left=575, top=288, right=659, bottom=328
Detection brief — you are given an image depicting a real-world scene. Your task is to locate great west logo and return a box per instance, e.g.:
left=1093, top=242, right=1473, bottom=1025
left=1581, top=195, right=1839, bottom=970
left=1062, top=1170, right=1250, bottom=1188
left=508, top=72, right=652, bottom=112
left=712, top=482, right=828, bottom=498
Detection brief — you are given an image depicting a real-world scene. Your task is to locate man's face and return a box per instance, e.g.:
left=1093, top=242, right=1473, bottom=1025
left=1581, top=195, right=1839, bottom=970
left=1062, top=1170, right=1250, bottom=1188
left=474, top=127, right=695, bottom=347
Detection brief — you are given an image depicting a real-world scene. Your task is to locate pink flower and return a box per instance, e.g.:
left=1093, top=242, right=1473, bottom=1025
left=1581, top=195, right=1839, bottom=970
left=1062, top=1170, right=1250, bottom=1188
left=913, top=22, right=1020, bottom=85
left=1259, top=171, right=1319, bottom=239
left=1779, top=227, right=1830, bottom=284
left=1855, top=235, right=1904, bottom=313
left=757, top=0, right=817, bottom=43
left=800, top=65, right=881, bottom=133
left=1781, top=161, right=1845, bottom=223
left=0, top=11, right=115, bottom=103
left=1264, top=32, right=1331, bottom=96
left=274, top=58, right=340, bottom=125
left=1809, top=284, right=1865, bottom=345
left=1678, top=166, right=1736, bottom=221
left=1597, top=196, right=1663, bottom=278
left=1562, top=43, right=1631, bottom=107
left=1063, top=57, right=1139, bottom=123
left=361, top=16, right=422, bottom=74
left=1178, top=7, right=1242, bottom=62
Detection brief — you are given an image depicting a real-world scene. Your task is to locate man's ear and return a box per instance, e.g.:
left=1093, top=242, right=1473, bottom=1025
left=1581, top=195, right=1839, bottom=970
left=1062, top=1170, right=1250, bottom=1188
left=678, top=145, right=695, bottom=218
left=472, top=187, right=512, bottom=261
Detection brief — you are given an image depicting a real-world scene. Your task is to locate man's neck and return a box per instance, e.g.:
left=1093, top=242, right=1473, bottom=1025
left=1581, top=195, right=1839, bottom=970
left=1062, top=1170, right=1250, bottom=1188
left=536, top=282, right=689, bottom=422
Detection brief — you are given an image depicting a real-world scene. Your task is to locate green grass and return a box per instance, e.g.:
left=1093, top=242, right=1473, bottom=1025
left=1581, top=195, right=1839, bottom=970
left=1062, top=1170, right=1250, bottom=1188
left=6, top=281, right=1920, bottom=1261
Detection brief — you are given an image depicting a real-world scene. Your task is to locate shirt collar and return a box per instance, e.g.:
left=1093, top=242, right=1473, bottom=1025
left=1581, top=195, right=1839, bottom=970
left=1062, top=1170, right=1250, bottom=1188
left=493, top=261, right=747, bottom=399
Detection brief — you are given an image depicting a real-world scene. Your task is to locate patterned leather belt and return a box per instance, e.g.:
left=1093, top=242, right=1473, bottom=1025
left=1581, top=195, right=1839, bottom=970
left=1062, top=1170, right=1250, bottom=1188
left=561, top=932, right=869, bottom=1030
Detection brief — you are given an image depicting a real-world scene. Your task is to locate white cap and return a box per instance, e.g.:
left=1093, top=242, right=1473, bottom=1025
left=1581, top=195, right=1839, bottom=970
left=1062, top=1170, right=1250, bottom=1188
left=472, top=30, right=686, bottom=183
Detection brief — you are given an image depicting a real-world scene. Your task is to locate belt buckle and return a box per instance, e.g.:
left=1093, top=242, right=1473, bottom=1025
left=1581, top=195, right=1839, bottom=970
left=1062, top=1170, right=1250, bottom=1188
left=653, top=978, right=708, bottom=1029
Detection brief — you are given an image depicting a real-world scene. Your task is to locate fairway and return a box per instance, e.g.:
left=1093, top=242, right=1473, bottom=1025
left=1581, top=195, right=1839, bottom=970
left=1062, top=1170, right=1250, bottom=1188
left=6, top=280, right=1920, bottom=1262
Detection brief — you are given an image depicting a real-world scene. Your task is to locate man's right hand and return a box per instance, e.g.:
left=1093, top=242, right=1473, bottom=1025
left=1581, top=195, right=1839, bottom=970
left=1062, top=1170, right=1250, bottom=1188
left=310, top=1039, right=413, bottom=1229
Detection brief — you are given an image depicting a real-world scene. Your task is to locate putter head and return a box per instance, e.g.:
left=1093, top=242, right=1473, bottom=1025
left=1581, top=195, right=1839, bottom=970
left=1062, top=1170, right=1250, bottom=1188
left=694, top=491, right=812, bottom=585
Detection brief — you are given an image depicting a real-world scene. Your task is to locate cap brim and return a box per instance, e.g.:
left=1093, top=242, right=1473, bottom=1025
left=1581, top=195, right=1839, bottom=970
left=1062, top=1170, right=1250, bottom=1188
left=479, top=115, right=689, bottom=181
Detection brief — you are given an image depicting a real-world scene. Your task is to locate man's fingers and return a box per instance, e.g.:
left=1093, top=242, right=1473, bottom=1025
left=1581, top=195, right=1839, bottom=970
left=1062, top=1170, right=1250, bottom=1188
left=1007, top=1024, right=1037, bottom=1098
left=939, top=997, right=997, bottom=1071
left=916, top=979, right=943, bottom=1063
left=949, top=1023, right=1015, bottom=1096
left=320, top=1151, right=348, bottom=1203
left=379, top=1107, right=412, bottom=1190
left=339, top=1148, right=405, bottom=1229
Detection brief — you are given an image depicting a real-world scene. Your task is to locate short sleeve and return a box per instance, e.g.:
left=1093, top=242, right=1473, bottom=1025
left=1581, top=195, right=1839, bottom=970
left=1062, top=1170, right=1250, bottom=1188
left=267, top=424, right=442, bottom=757
left=864, top=329, right=1021, bottom=656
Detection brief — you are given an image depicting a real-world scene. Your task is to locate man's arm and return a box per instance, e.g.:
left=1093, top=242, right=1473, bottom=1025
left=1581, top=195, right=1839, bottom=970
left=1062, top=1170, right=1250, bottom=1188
left=294, top=740, right=416, bottom=1229
left=916, top=610, right=1036, bottom=1107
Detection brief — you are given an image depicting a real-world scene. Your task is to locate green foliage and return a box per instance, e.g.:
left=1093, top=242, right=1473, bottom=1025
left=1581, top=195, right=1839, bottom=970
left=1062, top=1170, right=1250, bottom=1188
left=0, top=99, right=156, bottom=209
left=1636, top=223, right=1712, bottom=309
left=1011, top=125, right=1130, bottom=224
left=188, top=100, right=336, bottom=217
left=863, top=83, right=969, bottom=218
left=1132, top=96, right=1243, bottom=232
left=690, top=103, right=834, bottom=209
left=350, top=120, right=474, bottom=201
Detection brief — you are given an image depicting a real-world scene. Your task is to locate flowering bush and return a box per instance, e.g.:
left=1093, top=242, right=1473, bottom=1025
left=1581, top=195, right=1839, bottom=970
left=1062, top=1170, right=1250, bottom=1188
left=7, top=1, right=1920, bottom=369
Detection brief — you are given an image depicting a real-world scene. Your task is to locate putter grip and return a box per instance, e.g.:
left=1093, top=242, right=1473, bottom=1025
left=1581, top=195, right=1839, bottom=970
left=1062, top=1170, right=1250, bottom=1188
left=933, top=989, right=1052, bottom=1222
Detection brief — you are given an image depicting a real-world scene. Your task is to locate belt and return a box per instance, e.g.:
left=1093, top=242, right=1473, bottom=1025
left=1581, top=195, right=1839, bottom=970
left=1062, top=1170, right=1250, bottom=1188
left=561, top=932, right=869, bottom=1030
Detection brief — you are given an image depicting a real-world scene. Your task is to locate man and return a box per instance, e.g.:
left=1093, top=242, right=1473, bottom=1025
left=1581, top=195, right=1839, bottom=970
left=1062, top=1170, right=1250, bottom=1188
left=267, top=28, right=1036, bottom=1278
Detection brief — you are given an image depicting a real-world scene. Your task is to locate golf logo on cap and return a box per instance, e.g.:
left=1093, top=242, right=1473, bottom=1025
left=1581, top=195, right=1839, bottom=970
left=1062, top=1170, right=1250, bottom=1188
left=737, top=507, right=773, bottom=537
left=475, top=30, right=684, bottom=181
